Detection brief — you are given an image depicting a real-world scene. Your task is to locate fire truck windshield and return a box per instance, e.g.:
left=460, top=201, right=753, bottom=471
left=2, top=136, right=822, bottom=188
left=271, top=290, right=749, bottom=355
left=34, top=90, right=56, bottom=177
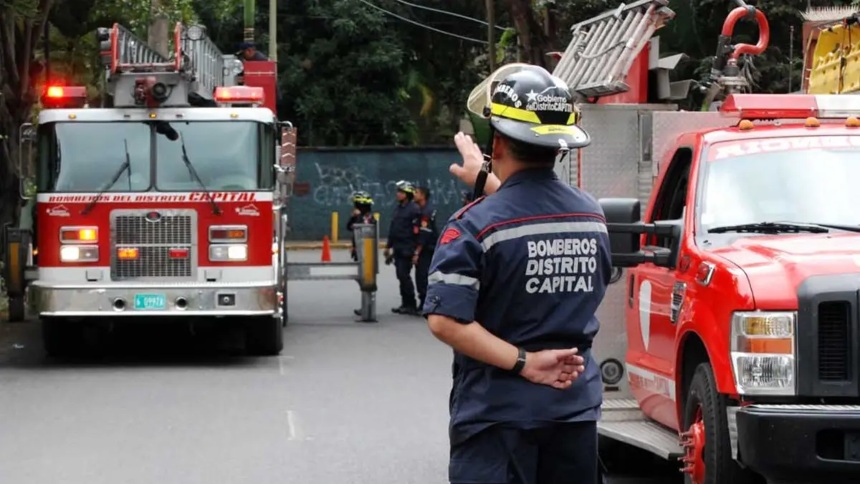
left=37, top=120, right=272, bottom=193
left=699, top=140, right=860, bottom=233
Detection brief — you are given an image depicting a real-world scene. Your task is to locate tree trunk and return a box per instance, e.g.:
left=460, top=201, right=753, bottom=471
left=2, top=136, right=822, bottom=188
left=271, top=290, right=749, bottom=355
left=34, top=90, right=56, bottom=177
left=507, top=0, right=550, bottom=67
left=0, top=1, right=55, bottom=234
left=148, top=0, right=170, bottom=58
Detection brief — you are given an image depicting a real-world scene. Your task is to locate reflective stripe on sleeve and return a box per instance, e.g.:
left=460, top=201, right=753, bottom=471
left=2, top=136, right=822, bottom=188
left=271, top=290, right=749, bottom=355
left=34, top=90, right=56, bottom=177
left=428, top=271, right=480, bottom=290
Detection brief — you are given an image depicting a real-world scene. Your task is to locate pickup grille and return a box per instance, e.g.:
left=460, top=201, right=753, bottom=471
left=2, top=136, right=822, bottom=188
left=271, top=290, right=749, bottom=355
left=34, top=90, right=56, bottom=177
left=110, top=210, right=196, bottom=281
left=817, top=301, right=851, bottom=381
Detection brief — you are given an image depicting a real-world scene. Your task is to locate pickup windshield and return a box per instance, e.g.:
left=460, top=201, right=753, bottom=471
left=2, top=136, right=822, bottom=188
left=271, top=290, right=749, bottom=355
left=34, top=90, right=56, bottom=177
left=37, top=121, right=272, bottom=193
left=699, top=137, right=860, bottom=233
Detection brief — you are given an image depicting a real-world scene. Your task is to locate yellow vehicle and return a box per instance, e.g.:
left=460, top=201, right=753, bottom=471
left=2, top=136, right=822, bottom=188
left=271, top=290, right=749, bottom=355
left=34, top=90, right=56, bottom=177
left=803, top=7, right=860, bottom=94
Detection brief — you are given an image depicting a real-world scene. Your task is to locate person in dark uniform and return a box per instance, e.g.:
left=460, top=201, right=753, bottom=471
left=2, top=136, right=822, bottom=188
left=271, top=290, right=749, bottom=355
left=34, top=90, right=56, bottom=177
left=347, top=190, right=378, bottom=317
left=422, top=65, right=611, bottom=484
left=384, top=180, right=421, bottom=315
left=346, top=190, right=376, bottom=262
left=412, top=186, right=438, bottom=310
left=237, top=41, right=269, bottom=61
left=460, top=190, right=474, bottom=206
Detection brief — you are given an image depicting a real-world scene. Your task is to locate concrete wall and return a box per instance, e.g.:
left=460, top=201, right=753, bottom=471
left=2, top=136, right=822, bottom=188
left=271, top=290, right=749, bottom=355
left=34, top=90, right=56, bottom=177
left=288, top=146, right=468, bottom=240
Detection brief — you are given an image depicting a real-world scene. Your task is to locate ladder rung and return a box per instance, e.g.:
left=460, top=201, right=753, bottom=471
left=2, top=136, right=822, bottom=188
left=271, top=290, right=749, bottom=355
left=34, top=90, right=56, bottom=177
left=552, top=0, right=675, bottom=98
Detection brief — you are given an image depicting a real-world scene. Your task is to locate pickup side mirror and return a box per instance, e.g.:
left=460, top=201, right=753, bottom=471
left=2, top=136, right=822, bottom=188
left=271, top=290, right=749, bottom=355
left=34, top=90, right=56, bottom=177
left=599, top=197, right=683, bottom=269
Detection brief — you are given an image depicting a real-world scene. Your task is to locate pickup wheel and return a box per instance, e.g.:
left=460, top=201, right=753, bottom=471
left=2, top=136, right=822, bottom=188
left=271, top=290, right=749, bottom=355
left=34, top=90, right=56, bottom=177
left=682, top=363, right=758, bottom=484
left=7, top=295, right=25, bottom=322
left=245, top=316, right=283, bottom=356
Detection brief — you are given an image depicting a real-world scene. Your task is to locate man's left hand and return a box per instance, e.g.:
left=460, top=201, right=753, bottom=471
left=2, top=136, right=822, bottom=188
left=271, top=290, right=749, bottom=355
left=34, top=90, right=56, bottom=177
left=520, top=348, right=586, bottom=389
left=412, top=253, right=419, bottom=265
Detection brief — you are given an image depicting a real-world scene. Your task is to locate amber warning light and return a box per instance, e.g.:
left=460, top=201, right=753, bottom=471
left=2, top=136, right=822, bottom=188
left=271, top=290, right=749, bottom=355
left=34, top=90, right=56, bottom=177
left=214, top=86, right=264, bottom=104
left=42, top=85, right=88, bottom=108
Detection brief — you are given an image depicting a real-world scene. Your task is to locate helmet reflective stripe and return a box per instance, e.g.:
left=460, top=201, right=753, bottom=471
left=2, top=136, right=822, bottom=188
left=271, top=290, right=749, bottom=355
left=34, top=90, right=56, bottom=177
left=490, top=102, right=579, bottom=125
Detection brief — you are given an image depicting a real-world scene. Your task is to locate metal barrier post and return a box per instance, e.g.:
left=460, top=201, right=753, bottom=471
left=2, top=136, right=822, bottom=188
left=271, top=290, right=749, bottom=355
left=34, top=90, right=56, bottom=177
left=354, top=223, right=378, bottom=322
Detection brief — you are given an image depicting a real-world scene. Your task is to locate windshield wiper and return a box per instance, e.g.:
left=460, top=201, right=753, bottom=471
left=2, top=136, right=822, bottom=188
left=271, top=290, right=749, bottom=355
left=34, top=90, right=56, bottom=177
left=81, top=139, right=132, bottom=216
left=708, top=222, right=830, bottom=234
left=179, top=132, right=221, bottom=215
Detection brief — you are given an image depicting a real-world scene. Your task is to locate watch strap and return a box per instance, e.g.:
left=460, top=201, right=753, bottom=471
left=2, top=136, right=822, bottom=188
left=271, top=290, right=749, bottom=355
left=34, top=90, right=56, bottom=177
left=510, top=347, right=527, bottom=374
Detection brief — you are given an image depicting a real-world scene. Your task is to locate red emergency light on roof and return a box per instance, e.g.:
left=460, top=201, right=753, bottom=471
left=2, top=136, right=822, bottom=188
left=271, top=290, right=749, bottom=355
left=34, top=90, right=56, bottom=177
left=720, top=94, right=860, bottom=120
left=214, top=86, right=264, bottom=104
left=42, top=85, right=87, bottom=108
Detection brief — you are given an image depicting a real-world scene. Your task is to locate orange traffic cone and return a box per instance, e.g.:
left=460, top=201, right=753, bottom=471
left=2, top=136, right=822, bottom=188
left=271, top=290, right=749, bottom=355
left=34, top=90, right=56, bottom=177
left=321, top=235, right=332, bottom=263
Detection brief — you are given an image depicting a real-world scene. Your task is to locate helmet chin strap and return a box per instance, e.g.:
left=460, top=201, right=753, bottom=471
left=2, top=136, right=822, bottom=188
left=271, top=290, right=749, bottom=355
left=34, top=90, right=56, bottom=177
left=472, top=110, right=496, bottom=200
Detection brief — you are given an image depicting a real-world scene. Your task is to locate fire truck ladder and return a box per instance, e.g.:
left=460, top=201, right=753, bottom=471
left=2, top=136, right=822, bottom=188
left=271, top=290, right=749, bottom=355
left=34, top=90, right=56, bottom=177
left=552, top=0, right=676, bottom=99
left=100, top=22, right=234, bottom=104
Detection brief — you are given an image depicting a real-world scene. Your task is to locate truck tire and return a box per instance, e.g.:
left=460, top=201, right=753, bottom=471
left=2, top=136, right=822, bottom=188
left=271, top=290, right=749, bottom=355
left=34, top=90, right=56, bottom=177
left=7, top=296, right=25, bottom=322
left=682, top=363, right=759, bottom=484
left=245, top=316, right=283, bottom=356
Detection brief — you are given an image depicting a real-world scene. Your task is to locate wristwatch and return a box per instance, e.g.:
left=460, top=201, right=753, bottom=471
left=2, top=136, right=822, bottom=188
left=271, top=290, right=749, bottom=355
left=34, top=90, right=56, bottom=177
left=510, top=347, right=527, bottom=374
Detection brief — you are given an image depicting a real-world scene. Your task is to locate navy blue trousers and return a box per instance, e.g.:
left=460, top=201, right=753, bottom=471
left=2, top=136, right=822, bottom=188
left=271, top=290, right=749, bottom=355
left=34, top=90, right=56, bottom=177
left=449, top=422, right=599, bottom=484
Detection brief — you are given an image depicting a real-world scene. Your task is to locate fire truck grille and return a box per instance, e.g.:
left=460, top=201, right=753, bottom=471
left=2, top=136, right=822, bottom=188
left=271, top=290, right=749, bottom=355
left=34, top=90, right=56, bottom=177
left=110, top=210, right=196, bottom=280
left=817, top=301, right=851, bottom=382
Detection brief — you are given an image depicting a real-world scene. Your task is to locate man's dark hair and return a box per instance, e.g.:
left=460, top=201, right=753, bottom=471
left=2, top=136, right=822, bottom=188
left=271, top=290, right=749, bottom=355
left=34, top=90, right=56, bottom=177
left=500, top=133, right=558, bottom=166
left=416, top=186, right=431, bottom=199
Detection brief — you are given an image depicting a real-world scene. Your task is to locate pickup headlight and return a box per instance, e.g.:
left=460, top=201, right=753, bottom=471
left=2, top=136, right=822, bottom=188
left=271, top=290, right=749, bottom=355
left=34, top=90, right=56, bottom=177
left=730, top=311, right=796, bottom=396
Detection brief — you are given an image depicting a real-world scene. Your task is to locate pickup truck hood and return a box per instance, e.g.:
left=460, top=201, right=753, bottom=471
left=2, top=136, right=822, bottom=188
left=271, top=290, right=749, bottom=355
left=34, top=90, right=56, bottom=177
left=711, top=233, right=860, bottom=308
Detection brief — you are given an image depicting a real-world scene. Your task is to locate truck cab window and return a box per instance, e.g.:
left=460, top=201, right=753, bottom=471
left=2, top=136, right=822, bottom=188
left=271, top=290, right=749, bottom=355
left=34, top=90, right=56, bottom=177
left=647, top=148, right=692, bottom=249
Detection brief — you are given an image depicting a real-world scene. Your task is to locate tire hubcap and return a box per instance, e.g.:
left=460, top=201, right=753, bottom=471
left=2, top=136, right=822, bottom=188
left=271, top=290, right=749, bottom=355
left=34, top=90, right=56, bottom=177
left=680, top=405, right=706, bottom=484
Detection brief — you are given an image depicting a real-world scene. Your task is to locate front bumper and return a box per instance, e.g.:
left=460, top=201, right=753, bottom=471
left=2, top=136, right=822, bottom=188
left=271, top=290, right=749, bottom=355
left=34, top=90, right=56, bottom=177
left=737, top=404, right=860, bottom=483
left=29, top=282, right=278, bottom=317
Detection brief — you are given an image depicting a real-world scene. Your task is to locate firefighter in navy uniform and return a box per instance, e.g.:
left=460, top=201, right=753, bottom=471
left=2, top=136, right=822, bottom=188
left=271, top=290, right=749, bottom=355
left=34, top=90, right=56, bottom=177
left=422, top=65, right=611, bottom=484
left=412, top=186, right=438, bottom=310
left=346, top=190, right=376, bottom=262
left=384, top=180, right=421, bottom=315
left=347, top=191, right=378, bottom=317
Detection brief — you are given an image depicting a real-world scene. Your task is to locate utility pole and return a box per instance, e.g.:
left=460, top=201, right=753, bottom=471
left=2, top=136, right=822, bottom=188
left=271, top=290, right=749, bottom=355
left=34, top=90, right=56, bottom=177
left=244, top=0, right=256, bottom=42
left=486, top=0, right=496, bottom=72
left=268, top=0, right=277, bottom=61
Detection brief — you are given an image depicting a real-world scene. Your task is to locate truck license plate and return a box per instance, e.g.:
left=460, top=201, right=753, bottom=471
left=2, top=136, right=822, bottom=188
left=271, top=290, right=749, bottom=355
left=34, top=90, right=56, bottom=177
left=134, top=293, right=167, bottom=310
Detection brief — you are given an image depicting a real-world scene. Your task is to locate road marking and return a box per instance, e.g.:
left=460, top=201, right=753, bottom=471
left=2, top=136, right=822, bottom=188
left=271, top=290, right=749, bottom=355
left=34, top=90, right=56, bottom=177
left=287, top=410, right=299, bottom=440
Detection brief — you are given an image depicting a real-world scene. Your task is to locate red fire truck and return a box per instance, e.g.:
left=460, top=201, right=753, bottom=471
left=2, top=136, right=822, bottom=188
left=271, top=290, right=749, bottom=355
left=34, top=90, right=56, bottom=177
left=467, top=1, right=860, bottom=483
left=4, top=22, right=294, bottom=356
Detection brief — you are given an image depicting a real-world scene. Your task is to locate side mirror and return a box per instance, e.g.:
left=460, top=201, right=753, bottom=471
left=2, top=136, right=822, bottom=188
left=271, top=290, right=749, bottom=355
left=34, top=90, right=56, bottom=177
left=599, top=197, right=682, bottom=269
left=601, top=198, right=642, bottom=256
left=18, top=123, right=36, bottom=200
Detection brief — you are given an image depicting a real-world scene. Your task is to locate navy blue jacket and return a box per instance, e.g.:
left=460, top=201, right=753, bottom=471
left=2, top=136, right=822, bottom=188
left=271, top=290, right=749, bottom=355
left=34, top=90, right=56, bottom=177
left=387, top=200, right=421, bottom=254
left=422, top=168, right=612, bottom=445
left=415, top=201, right=439, bottom=252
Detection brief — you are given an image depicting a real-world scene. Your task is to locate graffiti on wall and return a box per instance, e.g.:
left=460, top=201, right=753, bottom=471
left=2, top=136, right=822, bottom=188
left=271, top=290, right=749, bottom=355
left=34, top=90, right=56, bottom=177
left=287, top=147, right=464, bottom=240
left=311, top=162, right=464, bottom=208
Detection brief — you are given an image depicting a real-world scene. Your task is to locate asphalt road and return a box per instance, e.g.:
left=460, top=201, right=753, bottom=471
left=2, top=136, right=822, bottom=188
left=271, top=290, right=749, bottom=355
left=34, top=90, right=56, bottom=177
left=0, top=249, right=682, bottom=484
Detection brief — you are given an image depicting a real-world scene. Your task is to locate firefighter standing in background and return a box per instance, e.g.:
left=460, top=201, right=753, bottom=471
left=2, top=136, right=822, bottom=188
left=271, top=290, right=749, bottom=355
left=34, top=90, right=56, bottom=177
left=412, top=186, right=438, bottom=310
left=346, top=191, right=376, bottom=261
left=460, top=190, right=474, bottom=206
left=384, top=180, right=421, bottom=315
left=422, top=65, right=611, bottom=484
left=347, top=191, right=377, bottom=317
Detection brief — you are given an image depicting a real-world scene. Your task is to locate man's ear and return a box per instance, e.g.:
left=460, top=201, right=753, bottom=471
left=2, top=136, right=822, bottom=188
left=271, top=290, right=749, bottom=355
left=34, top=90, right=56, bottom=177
left=491, top=133, right=504, bottom=161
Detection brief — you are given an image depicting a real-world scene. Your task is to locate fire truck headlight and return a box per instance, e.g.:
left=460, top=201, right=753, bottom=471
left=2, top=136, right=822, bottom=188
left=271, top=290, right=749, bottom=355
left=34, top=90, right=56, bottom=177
left=209, top=244, right=248, bottom=262
left=60, top=245, right=99, bottom=263
left=730, top=311, right=797, bottom=396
